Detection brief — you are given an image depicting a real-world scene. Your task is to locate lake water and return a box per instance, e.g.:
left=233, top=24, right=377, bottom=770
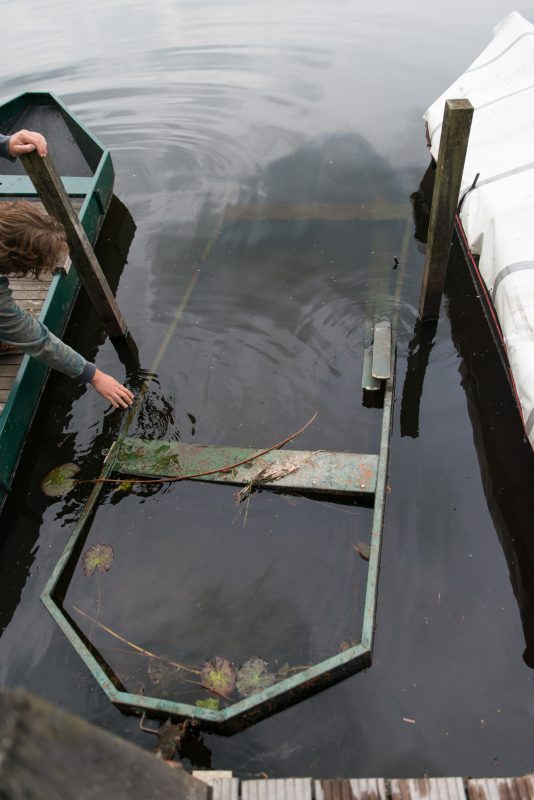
left=2, top=0, right=534, bottom=779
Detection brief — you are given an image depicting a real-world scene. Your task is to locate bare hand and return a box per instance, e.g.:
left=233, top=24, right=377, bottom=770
left=8, top=129, right=48, bottom=158
left=90, top=369, right=134, bottom=409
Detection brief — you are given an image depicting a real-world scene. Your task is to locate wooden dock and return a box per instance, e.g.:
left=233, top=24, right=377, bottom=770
left=204, top=774, right=534, bottom=800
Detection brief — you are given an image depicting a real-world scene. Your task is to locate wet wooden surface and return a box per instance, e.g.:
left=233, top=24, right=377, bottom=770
left=0, top=274, right=53, bottom=414
left=209, top=776, right=534, bottom=800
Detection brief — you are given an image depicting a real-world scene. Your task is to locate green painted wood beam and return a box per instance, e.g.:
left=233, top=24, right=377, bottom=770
left=114, top=438, right=378, bottom=495
left=0, top=175, right=94, bottom=196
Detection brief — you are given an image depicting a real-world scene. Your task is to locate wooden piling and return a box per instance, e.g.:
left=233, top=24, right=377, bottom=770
left=21, top=151, right=129, bottom=339
left=418, top=99, right=473, bottom=321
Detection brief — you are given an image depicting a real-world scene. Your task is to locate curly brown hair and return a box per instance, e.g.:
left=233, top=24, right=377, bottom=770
left=0, top=201, right=68, bottom=278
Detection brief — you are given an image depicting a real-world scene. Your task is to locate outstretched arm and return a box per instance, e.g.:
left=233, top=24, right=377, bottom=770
left=0, top=278, right=133, bottom=408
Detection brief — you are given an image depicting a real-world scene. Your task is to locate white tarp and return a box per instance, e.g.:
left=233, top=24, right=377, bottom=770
left=424, top=11, right=534, bottom=447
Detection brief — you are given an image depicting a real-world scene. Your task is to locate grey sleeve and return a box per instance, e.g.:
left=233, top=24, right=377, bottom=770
left=0, top=134, right=15, bottom=161
left=0, top=277, right=96, bottom=382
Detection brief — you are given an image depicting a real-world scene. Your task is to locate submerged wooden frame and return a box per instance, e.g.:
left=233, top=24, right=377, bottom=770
left=41, top=323, right=395, bottom=733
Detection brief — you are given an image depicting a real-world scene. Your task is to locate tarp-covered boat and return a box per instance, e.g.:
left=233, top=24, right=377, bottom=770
left=424, top=11, right=534, bottom=448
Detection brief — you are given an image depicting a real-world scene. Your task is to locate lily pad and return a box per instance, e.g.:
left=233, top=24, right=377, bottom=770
left=201, top=656, right=236, bottom=696
left=236, top=657, right=276, bottom=698
left=196, top=697, right=220, bottom=710
left=117, top=480, right=135, bottom=493
left=40, top=463, right=80, bottom=497
left=82, top=543, right=114, bottom=576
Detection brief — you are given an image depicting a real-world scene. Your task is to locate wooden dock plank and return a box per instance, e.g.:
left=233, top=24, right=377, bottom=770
left=212, top=777, right=240, bottom=800
left=0, top=363, right=22, bottom=377
left=391, top=778, right=466, bottom=800
left=316, top=778, right=387, bottom=800
left=242, top=778, right=312, bottom=800
left=468, top=776, right=534, bottom=800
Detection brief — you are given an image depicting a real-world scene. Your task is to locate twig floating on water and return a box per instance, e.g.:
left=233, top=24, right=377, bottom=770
left=71, top=605, right=200, bottom=675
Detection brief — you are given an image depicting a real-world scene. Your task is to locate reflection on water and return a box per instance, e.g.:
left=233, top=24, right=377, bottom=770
left=446, top=243, right=534, bottom=671
left=1, top=0, right=534, bottom=780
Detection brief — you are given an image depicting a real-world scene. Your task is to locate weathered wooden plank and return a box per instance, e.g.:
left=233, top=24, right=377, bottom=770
left=371, top=320, right=392, bottom=380
left=315, top=778, right=387, bottom=800
left=10, top=299, right=44, bottom=314
left=21, top=150, right=128, bottom=339
left=11, top=289, right=51, bottom=299
left=0, top=688, right=209, bottom=800
left=116, top=438, right=379, bottom=495
left=468, top=776, right=534, bottom=800
left=7, top=279, right=53, bottom=290
left=362, top=346, right=381, bottom=391
left=391, top=777, right=466, bottom=800
left=192, top=773, right=239, bottom=800
left=0, top=364, right=22, bottom=377
left=419, top=99, right=474, bottom=321
left=242, top=778, right=312, bottom=800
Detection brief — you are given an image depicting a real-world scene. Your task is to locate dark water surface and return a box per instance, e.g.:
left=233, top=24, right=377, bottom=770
left=2, top=0, right=534, bottom=779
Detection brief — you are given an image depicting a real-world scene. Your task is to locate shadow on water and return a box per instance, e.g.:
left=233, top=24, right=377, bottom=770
left=446, top=242, right=534, bottom=670
left=403, top=162, right=534, bottom=669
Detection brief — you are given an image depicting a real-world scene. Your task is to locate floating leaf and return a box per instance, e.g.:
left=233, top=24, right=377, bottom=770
left=82, top=543, right=114, bottom=576
left=117, top=480, right=135, bottom=493
left=41, top=463, right=80, bottom=497
left=339, top=639, right=358, bottom=653
left=201, top=656, right=236, bottom=696
left=236, top=657, right=276, bottom=698
left=196, top=697, right=220, bottom=710
left=355, top=542, right=371, bottom=561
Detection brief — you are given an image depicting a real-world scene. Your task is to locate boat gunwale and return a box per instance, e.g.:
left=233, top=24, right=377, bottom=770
left=0, top=91, right=115, bottom=497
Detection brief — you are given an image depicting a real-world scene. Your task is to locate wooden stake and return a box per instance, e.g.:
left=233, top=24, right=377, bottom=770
left=21, top=151, right=129, bottom=339
left=418, top=99, right=473, bottom=321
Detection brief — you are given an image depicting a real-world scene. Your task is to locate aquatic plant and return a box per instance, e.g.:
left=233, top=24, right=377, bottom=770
left=82, top=543, right=114, bottom=576
left=195, top=697, right=220, bottom=710
left=200, top=656, right=236, bottom=696
left=40, top=463, right=80, bottom=497
left=236, top=657, right=276, bottom=697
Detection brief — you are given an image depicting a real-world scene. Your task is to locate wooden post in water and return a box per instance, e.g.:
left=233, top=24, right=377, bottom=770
left=21, top=150, right=129, bottom=340
left=418, top=99, right=473, bottom=321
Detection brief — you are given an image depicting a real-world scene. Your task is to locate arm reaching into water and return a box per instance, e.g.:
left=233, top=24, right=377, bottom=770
left=0, top=276, right=133, bottom=408
left=0, top=192, right=134, bottom=410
